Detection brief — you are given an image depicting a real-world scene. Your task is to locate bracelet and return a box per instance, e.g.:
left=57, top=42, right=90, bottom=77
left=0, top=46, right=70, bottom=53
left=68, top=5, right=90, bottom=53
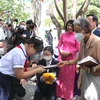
left=67, top=60, right=70, bottom=65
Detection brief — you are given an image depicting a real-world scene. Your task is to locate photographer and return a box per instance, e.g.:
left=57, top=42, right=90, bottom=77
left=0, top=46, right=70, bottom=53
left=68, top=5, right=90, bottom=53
left=0, top=19, right=5, bottom=40
left=11, top=26, right=28, bottom=47
left=24, top=19, right=37, bottom=38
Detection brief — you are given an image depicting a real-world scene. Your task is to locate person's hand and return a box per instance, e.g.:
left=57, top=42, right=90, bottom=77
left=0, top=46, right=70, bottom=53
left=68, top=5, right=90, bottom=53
left=82, top=65, right=90, bottom=72
left=76, top=65, right=80, bottom=73
left=20, top=79, right=26, bottom=85
left=35, top=66, right=46, bottom=74
left=61, top=52, right=70, bottom=57
left=57, top=61, right=68, bottom=67
left=0, top=11, right=5, bottom=16
left=65, top=52, right=70, bottom=56
left=61, top=52, right=66, bottom=57
left=40, top=76, right=46, bottom=82
left=32, top=63, right=38, bottom=69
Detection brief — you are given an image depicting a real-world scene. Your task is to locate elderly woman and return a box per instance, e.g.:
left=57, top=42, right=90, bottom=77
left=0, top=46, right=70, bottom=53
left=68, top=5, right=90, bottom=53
left=74, top=19, right=84, bottom=42
left=58, top=18, right=100, bottom=100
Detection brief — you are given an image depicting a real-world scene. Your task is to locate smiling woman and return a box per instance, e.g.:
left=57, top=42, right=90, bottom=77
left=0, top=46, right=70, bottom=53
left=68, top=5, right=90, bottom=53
left=56, top=20, right=80, bottom=100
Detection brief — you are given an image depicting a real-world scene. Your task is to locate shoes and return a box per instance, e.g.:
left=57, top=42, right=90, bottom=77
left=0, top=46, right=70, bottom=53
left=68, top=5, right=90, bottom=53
left=56, top=98, right=63, bottom=100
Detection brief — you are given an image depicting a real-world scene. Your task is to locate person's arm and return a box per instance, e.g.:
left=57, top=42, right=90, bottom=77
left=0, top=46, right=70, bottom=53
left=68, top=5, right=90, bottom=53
left=69, top=39, right=80, bottom=55
left=58, top=57, right=79, bottom=67
left=14, top=67, right=46, bottom=80
left=58, top=34, right=63, bottom=53
left=87, top=42, right=100, bottom=76
left=0, top=11, right=5, bottom=19
left=27, top=64, right=42, bottom=71
left=13, top=52, right=46, bottom=79
left=6, top=14, right=10, bottom=24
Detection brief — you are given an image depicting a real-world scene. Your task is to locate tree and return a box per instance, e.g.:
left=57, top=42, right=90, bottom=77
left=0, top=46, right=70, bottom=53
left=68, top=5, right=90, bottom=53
left=0, top=0, right=29, bottom=22
left=49, top=1, right=62, bottom=39
left=31, top=0, right=42, bottom=27
left=49, top=0, right=91, bottom=39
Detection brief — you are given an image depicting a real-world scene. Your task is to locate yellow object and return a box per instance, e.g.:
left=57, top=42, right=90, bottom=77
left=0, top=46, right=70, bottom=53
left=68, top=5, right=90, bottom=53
left=42, top=73, right=56, bottom=84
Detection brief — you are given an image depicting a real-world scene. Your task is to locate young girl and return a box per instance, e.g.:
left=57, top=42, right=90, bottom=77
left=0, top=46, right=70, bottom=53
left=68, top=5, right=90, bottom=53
left=0, top=36, right=46, bottom=100
left=33, top=46, right=59, bottom=100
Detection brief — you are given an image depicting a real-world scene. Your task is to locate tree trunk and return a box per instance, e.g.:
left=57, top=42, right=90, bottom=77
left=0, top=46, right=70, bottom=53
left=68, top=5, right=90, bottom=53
left=71, top=0, right=78, bottom=19
left=49, top=2, right=61, bottom=39
left=54, top=0, right=64, bottom=22
left=76, top=0, right=91, bottom=18
left=32, top=0, right=41, bottom=27
left=63, top=0, right=67, bottom=26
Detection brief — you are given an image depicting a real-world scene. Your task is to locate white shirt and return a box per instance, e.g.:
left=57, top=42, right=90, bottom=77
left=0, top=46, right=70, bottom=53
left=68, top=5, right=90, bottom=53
left=0, top=27, right=5, bottom=40
left=46, top=59, right=52, bottom=65
left=0, top=43, right=27, bottom=77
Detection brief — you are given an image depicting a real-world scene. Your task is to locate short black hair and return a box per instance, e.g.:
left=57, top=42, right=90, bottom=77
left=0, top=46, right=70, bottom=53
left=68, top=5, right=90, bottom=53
left=8, top=24, right=12, bottom=27
left=26, top=20, right=33, bottom=24
left=43, top=46, right=53, bottom=54
left=33, top=23, right=37, bottom=27
left=87, top=14, right=98, bottom=27
left=25, top=36, right=43, bottom=52
left=65, top=20, right=74, bottom=31
left=0, top=19, right=3, bottom=21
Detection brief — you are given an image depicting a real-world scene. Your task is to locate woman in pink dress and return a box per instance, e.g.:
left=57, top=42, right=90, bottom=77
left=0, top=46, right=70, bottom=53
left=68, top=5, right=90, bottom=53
left=56, top=20, right=80, bottom=100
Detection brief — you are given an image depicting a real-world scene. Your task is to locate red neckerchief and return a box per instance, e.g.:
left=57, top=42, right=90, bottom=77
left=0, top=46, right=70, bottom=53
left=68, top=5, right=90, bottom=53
left=17, top=45, right=28, bottom=72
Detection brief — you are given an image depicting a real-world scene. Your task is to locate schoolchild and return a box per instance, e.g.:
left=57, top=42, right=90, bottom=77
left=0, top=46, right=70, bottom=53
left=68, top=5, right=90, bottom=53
left=0, top=36, right=46, bottom=100
left=34, top=46, right=59, bottom=100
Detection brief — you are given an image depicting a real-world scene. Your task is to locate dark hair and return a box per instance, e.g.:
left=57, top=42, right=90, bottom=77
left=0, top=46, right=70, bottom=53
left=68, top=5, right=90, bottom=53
left=33, top=23, right=37, bottom=27
left=43, top=46, right=53, bottom=54
left=65, top=20, right=74, bottom=31
left=87, top=14, right=98, bottom=27
left=14, top=19, right=18, bottom=22
left=26, top=20, right=33, bottom=24
left=0, top=19, right=3, bottom=21
left=26, top=20, right=36, bottom=29
left=25, top=36, right=43, bottom=52
left=20, top=21, right=25, bottom=23
left=8, top=24, right=12, bottom=27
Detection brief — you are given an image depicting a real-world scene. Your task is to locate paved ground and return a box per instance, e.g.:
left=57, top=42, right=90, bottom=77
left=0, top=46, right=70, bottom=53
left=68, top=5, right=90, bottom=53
left=14, top=81, right=36, bottom=100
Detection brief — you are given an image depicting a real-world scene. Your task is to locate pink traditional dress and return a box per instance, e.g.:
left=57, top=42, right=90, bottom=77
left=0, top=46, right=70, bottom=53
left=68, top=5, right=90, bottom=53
left=56, top=32, right=80, bottom=100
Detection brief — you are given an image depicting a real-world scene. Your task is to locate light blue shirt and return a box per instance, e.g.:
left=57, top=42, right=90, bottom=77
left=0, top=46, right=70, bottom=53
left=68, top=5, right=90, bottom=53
left=0, top=43, right=27, bottom=77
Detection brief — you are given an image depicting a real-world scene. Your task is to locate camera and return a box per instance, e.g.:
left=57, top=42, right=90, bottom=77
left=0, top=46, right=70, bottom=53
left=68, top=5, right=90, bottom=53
left=14, top=19, right=18, bottom=22
left=4, top=11, right=10, bottom=14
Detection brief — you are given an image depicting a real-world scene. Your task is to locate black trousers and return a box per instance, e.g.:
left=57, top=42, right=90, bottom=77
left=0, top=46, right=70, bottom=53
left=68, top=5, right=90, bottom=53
left=0, top=72, right=13, bottom=100
left=33, top=85, right=56, bottom=100
left=13, top=77, right=26, bottom=97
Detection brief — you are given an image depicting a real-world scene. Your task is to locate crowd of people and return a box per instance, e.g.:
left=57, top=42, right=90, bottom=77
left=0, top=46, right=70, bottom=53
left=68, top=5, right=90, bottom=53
left=0, top=10, right=100, bottom=100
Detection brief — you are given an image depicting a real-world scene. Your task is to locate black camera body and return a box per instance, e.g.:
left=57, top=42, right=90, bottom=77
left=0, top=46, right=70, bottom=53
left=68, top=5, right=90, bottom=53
left=14, top=19, right=18, bottom=22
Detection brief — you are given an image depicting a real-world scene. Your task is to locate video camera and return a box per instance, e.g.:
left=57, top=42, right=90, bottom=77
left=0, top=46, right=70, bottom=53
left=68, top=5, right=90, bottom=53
left=4, top=11, right=10, bottom=15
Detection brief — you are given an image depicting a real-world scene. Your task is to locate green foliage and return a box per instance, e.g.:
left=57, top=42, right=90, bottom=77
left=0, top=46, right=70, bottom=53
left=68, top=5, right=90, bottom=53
left=0, top=0, right=29, bottom=22
left=43, top=0, right=100, bottom=27
left=86, top=5, right=100, bottom=22
left=44, top=17, right=52, bottom=27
